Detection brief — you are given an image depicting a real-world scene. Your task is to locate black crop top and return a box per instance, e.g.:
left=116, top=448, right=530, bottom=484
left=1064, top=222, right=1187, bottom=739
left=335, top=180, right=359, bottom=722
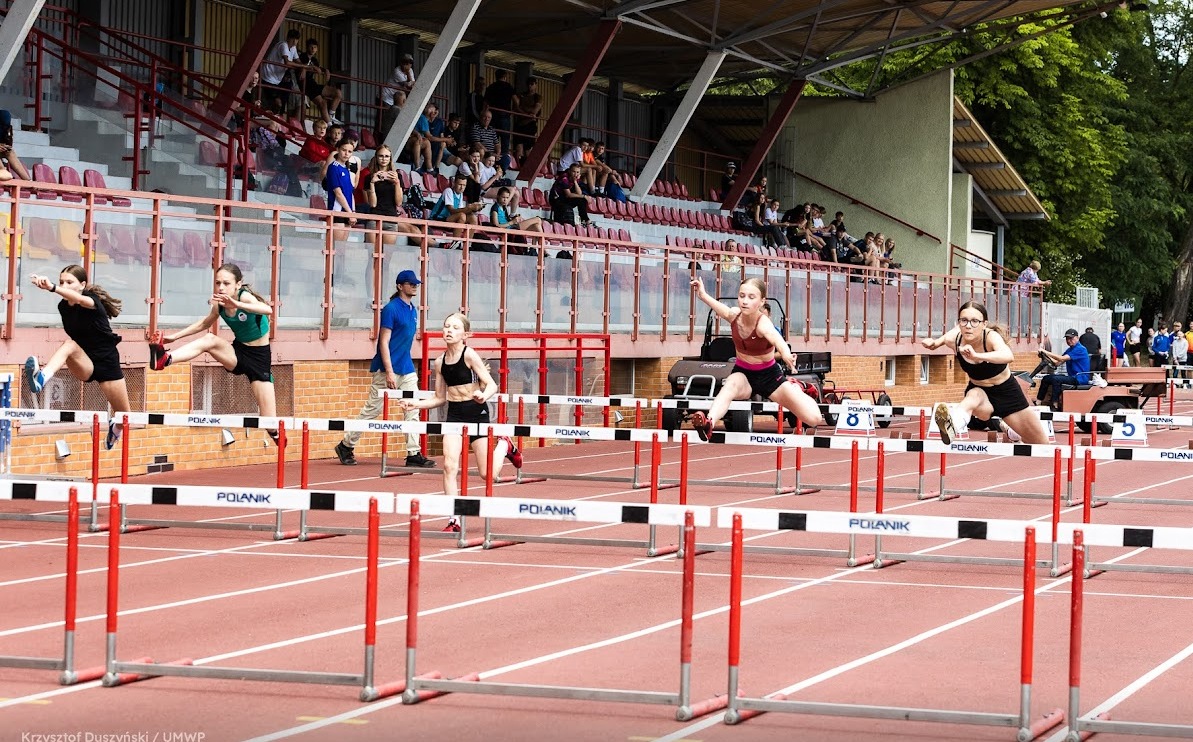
left=440, top=346, right=477, bottom=387
left=955, top=329, right=1007, bottom=381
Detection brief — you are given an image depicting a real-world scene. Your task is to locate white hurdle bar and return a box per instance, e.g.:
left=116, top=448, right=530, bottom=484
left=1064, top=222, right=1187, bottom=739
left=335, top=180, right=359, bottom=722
left=393, top=496, right=731, bottom=721
left=0, top=409, right=106, bottom=531
left=720, top=509, right=1065, bottom=739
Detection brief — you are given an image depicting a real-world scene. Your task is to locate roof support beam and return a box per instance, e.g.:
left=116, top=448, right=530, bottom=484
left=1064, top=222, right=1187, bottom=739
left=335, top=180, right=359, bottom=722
left=631, top=50, right=726, bottom=199
left=0, top=0, right=46, bottom=85
left=612, top=0, right=690, bottom=16
left=987, top=189, right=1028, bottom=197
left=721, top=78, right=806, bottom=212
left=967, top=162, right=1005, bottom=170
left=383, top=0, right=483, bottom=154
left=518, top=18, right=621, bottom=184
left=211, top=0, right=293, bottom=120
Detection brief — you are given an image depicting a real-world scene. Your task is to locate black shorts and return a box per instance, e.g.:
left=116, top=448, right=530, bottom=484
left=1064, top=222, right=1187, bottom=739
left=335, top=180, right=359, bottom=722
left=446, top=399, right=490, bottom=443
left=332, top=214, right=353, bottom=225
left=733, top=361, right=787, bottom=400
left=1128, top=342, right=1143, bottom=355
left=966, top=375, right=1030, bottom=419
left=231, top=341, right=273, bottom=383
left=84, top=345, right=124, bottom=384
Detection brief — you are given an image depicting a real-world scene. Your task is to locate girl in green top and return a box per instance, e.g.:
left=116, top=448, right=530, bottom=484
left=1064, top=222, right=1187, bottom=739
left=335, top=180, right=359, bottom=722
left=148, top=263, right=279, bottom=443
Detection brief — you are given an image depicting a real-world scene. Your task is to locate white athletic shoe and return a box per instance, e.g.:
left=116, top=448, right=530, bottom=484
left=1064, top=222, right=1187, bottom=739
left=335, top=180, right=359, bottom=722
left=1003, top=425, right=1022, bottom=443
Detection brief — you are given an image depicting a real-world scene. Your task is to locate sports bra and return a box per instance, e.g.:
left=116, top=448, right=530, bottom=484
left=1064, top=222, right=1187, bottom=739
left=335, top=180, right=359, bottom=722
left=731, top=315, right=772, bottom=356
left=956, top=329, right=1007, bottom=380
left=440, top=346, right=477, bottom=387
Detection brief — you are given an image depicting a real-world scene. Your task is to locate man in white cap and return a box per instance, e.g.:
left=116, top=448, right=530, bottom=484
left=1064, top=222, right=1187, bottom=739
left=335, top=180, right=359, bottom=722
left=336, top=269, right=434, bottom=467
left=720, top=162, right=737, bottom=197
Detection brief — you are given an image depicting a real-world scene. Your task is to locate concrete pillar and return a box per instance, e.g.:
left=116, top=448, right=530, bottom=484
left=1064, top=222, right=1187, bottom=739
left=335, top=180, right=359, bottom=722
left=329, top=15, right=359, bottom=128
left=0, top=0, right=46, bottom=84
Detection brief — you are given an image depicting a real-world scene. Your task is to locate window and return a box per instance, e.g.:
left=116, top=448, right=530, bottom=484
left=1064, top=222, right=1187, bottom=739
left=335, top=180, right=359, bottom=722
left=885, top=358, right=896, bottom=387
left=919, top=356, right=930, bottom=385
left=18, top=368, right=145, bottom=428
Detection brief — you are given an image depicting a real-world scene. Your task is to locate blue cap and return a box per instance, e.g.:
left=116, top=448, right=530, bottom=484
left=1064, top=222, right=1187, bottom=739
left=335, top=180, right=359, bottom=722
left=396, top=269, right=421, bottom=286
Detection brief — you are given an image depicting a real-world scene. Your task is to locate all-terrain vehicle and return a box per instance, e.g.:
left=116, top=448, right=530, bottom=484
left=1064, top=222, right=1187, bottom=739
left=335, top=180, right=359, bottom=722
left=1016, top=351, right=1162, bottom=434
left=661, top=299, right=832, bottom=433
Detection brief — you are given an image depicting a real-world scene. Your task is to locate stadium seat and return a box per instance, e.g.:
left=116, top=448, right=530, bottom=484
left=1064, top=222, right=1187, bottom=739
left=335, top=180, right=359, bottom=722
left=309, top=194, right=327, bottom=211
left=360, top=128, right=377, bottom=150
left=183, top=230, right=208, bottom=268
left=31, top=163, right=60, bottom=199
left=56, top=166, right=84, bottom=202
left=83, top=169, right=132, bottom=207
left=396, top=169, right=412, bottom=190
left=162, top=230, right=188, bottom=268
left=709, top=189, right=720, bottom=202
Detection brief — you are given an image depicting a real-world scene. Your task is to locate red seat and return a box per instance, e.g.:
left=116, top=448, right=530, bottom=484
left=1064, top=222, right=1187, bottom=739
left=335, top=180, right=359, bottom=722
left=309, top=194, right=327, bottom=211
left=678, top=183, right=691, bottom=199
left=57, top=166, right=84, bottom=203
left=435, top=173, right=449, bottom=192
left=83, top=169, right=132, bottom=207
left=183, top=231, right=208, bottom=268
left=360, top=128, right=377, bottom=150
left=32, top=163, right=59, bottom=199
left=162, top=230, right=188, bottom=267
left=422, top=171, right=439, bottom=194
left=199, top=140, right=223, bottom=167
left=396, top=169, right=412, bottom=190
left=710, top=189, right=720, bottom=202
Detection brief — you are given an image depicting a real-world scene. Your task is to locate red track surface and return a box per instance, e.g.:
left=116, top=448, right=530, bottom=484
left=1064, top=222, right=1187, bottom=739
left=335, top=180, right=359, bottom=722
left=4, top=403, right=1193, bottom=742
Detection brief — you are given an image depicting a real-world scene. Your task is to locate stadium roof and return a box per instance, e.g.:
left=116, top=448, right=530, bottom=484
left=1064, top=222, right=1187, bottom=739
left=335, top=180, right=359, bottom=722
left=952, top=97, right=1049, bottom=222
left=311, top=0, right=1130, bottom=95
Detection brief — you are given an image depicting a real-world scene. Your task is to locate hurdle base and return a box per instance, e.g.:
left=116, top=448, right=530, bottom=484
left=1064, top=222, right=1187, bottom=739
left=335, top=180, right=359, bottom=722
left=633, top=482, right=681, bottom=491
left=778, top=486, right=821, bottom=496
left=100, top=656, right=168, bottom=687
left=872, top=556, right=904, bottom=569
left=120, top=524, right=168, bottom=534
left=360, top=671, right=443, bottom=702
left=1050, top=561, right=1073, bottom=578
left=677, top=692, right=732, bottom=721
left=298, top=531, right=341, bottom=542
left=649, top=544, right=679, bottom=558
left=402, top=672, right=481, bottom=704
left=937, top=493, right=962, bottom=502
left=846, top=553, right=875, bottom=567
left=1090, top=499, right=1109, bottom=509
left=63, top=664, right=107, bottom=685
left=1026, top=708, right=1066, bottom=740
left=727, top=693, right=788, bottom=724
left=482, top=539, right=522, bottom=550
left=379, top=470, right=416, bottom=479
left=1073, top=712, right=1112, bottom=741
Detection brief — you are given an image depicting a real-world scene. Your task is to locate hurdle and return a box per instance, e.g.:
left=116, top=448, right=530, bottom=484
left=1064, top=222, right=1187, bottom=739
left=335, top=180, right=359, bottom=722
left=0, top=407, right=104, bottom=530
left=678, top=431, right=876, bottom=566
left=1063, top=529, right=1193, bottom=739
left=874, top=440, right=1073, bottom=575
left=110, top=412, right=298, bottom=539
left=394, top=495, right=731, bottom=721
left=720, top=509, right=1065, bottom=740
left=0, top=483, right=107, bottom=684
left=98, top=483, right=414, bottom=701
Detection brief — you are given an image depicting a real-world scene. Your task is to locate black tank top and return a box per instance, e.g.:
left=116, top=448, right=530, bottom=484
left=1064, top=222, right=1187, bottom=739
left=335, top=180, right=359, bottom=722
left=956, top=329, right=1006, bottom=381
left=440, top=346, right=477, bottom=387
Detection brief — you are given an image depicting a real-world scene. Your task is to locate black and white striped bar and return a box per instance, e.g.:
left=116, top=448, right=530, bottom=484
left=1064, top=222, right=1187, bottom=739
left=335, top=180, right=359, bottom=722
left=495, top=393, right=648, bottom=407
left=652, top=398, right=782, bottom=412
left=0, top=479, right=388, bottom=512
left=2, top=408, right=110, bottom=424
left=717, top=506, right=1048, bottom=543
left=673, top=429, right=863, bottom=451
left=877, top=437, right=1074, bottom=459
left=1083, top=445, right=1193, bottom=462
left=377, top=389, right=440, bottom=400
left=478, top=422, right=661, bottom=442
left=115, top=412, right=289, bottom=429
left=1056, top=522, right=1193, bottom=550
left=395, top=494, right=710, bottom=526
left=299, top=418, right=475, bottom=435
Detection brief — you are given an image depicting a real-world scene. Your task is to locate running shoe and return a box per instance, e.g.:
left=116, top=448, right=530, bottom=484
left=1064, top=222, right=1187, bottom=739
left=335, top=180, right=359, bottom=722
left=502, top=437, right=523, bottom=469
left=148, top=342, right=168, bottom=371
left=405, top=452, right=435, bottom=468
left=105, top=420, right=122, bottom=451
left=268, top=429, right=281, bottom=446
left=690, top=411, right=713, bottom=442
left=1003, top=424, right=1022, bottom=443
left=933, top=403, right=956, bottom=445
left=335, top=441, right=357, bottom=465
left=442, top=519, right=461, bottom=533
left=23, top=356, right=44, bottom=394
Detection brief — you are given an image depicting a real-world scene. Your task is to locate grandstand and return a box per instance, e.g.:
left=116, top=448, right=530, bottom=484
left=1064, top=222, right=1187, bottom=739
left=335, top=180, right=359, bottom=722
left=0, top=0, right=1116, bottom=477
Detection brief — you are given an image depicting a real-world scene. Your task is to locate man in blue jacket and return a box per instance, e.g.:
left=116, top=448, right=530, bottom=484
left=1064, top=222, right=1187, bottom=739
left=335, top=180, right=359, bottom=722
left=1037, top=328, right=1090, bottom=409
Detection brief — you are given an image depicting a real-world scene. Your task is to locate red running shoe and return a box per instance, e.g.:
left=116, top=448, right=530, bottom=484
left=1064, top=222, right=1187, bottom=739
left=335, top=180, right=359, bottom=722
left=690, top=411, right=713, bottom=442
left=442, top=519, right=461, bottom=533
left=502, top=437, right=523, bottom=469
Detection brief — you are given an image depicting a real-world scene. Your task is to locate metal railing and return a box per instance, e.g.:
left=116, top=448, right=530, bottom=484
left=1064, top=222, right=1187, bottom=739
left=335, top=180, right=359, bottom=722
left=0, top=180, right=1044, bottom=346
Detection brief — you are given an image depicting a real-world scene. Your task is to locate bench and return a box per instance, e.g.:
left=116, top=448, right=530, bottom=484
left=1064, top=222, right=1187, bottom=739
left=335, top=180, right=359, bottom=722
left=1104, top=366, right=1167, bottom=400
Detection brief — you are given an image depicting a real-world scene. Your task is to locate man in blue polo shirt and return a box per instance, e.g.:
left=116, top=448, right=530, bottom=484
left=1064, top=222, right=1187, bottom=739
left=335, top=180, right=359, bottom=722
left=336, top=269, right=434, bottom=467
left=1037, top=328, right=1090, bottom=409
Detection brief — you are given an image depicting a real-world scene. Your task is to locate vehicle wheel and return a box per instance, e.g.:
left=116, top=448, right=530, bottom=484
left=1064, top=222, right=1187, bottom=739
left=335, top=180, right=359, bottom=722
left=661, top=405, right=680, bottom=432
left=875, top=393, right=893, bottom=429
left=1093, top=401, right=1126, bottom=436
left=822, top=392, right=840, bottom=426
left=1075, top=420, right=1092, bottom=434
left=725, top=409, right=753, bottom=433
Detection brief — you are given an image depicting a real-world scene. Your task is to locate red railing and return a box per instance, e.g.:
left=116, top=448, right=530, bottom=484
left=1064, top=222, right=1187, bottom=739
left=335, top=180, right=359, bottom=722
left=0, top=179, right=1044, bottom=347
left=950, top=243, right=1018, bottom=282
left=781, top=165, right=944, bottom=245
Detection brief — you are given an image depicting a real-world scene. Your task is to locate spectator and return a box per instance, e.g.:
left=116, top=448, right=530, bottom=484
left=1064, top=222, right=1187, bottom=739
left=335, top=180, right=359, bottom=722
left=298, top=38, right=343, bottom=125
left=409, top=103, right=441, bottom=174
left=1172, top=321, right=1189, bottom=369
left=362, top=146, right=426, bottom=248
left=259, top=29, right=303, bottom=115
left=760, top=198, right=790, bottom=248
left=379, top=53, right=416, bottom=140
left=731, top=176, right=766, bottom=232
left=1110, top=322, right=1127, bottom=366
left=549, top=162, right=591, bottom=227
left=1037, top=329, right=1091, bottom=409
left=1016, top=260, right=1051, bottom=293
left=1152, top=323, right=1171, bottom=367
left=1126, top=318, right=1144, bottom=367
left=720, top=162, right=736, bottom=196
left=417, top=104, right=452, bottom=172
left=438, top=113, right=465, bottom=166
left=580, top=139, right=615, bottom=194
left=0, top=109, right=29, bottom=181
left=1079, top=326, right=1103, bottom=370
left=720, top=239, right=743, bottom=274
left=880, top=238, right=900, bottom=269
left=230, top=72, right=262, bottom=131
left=483, top=69, right=516, bottom=154
left=592, top=142, right=621, bottom=188
left=467, top=109, right=500, bottom=161
left=324, top=137, right=357, bottom=240
left=489, top=186, right=543, bottom=245
left=429, top=173, right=484, bottom=249
left=466, top=76, right=487, bottom=131
left=511, top=78, right=542, bottom=161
